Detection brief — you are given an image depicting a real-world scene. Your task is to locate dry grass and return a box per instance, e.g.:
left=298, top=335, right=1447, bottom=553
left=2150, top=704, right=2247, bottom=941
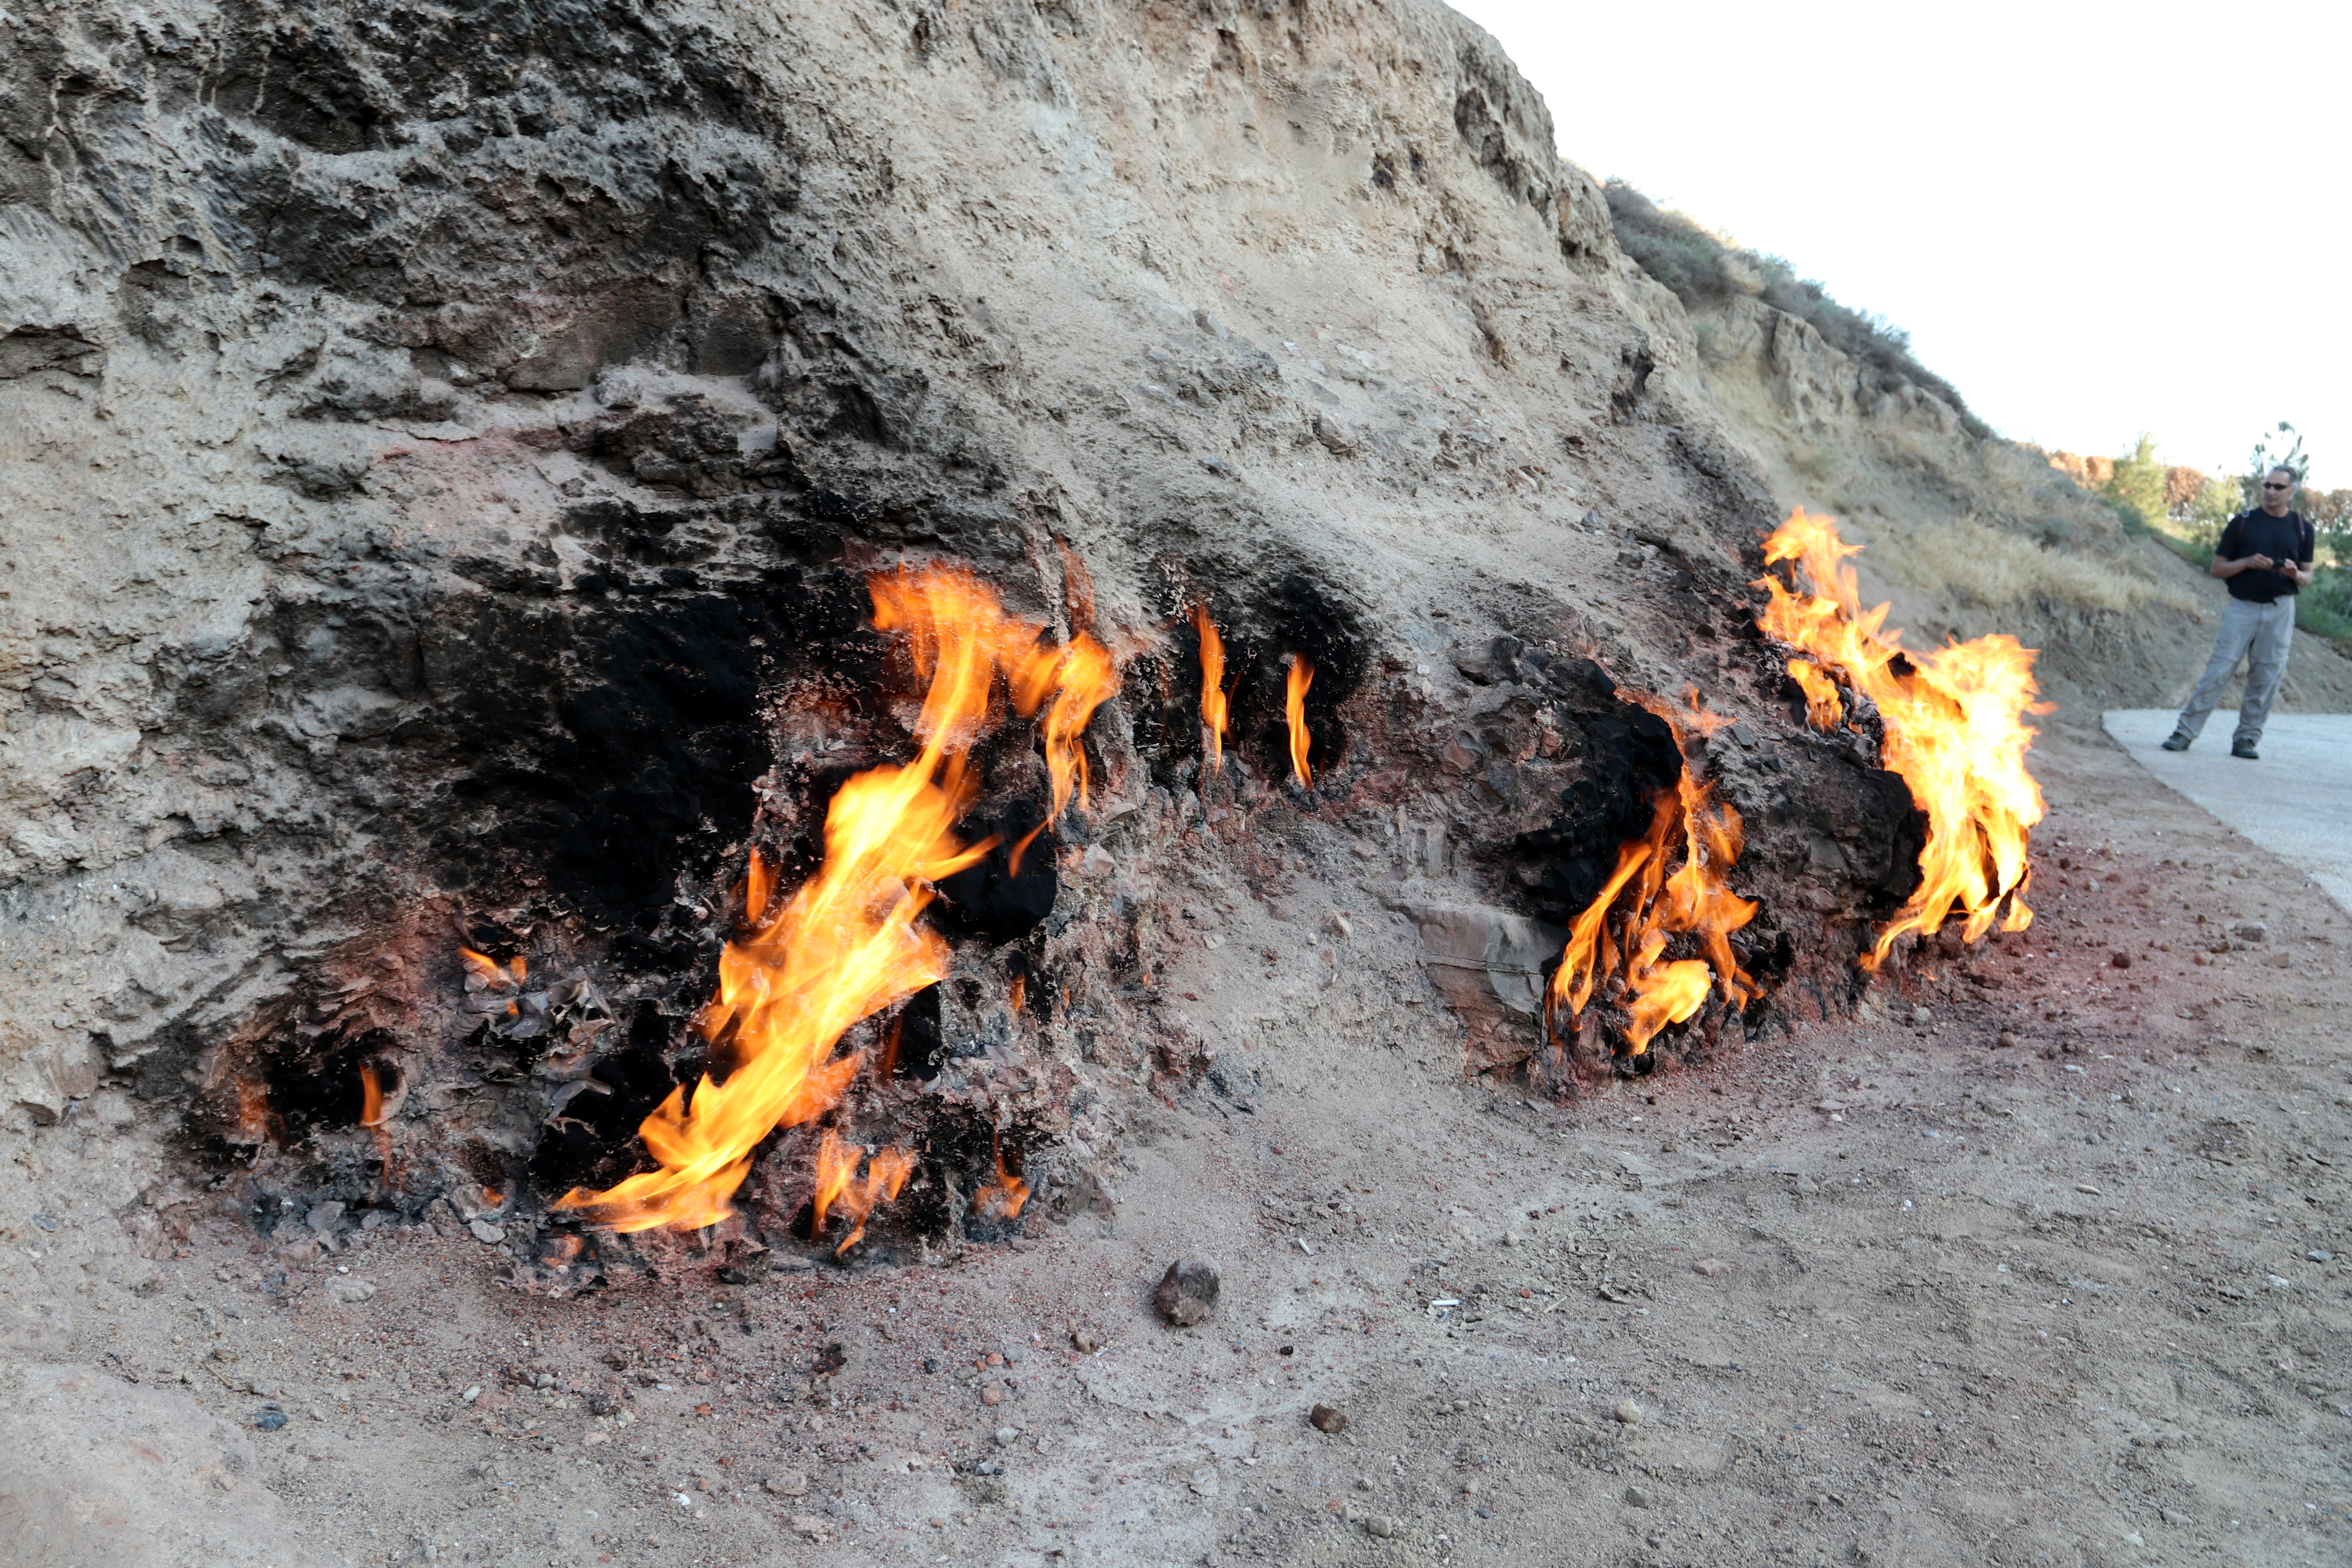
left=1880, top=515, right=2204, bottom=619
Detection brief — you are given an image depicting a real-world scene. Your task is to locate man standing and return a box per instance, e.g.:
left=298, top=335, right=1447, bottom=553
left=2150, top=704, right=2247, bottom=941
left=2163, top=466, right=2315, bottom=760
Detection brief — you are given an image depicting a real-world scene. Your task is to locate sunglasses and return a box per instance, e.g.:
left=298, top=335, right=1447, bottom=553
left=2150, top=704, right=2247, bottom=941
left=2263, top=483, right=2292, bottom=491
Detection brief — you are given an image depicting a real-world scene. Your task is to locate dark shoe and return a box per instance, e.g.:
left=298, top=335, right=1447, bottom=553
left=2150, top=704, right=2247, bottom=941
left=2160, top=731, right=2192, bottom=751
left=2231, top=738, right=2259, bottom=760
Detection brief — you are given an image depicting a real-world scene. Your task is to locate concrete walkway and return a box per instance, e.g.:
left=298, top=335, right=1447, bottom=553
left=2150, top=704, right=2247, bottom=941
left=2104, top=708, right=2352, bottom=912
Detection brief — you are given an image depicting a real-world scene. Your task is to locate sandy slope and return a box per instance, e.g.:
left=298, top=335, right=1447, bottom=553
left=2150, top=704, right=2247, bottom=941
left=5, top=728, right=2345, bottom=1568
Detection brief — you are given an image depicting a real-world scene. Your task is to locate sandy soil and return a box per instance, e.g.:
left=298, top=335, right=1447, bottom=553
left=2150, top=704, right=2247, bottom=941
left=4, top=732, right=2349, bottom=1568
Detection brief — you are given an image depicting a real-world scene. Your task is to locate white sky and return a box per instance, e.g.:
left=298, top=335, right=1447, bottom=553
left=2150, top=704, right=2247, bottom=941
left=1448, top=0, right=2349, bottom=487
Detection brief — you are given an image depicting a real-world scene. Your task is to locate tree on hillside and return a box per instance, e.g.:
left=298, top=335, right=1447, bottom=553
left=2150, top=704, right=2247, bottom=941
left=2161, top=465, right=2207, bottom=512
left=2103, top=434, right=2168, bottom=531
left=2239, top=421, right=2308, bottom=510
left=2185, top=477, right=2241, bottom=545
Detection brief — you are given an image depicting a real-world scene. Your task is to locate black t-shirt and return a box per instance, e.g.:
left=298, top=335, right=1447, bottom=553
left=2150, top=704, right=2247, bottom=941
left=2217, top=509, right=2312, bottom=603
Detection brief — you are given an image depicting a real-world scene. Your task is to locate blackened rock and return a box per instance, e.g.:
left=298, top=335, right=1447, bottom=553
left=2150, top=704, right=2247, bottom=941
left=1309, top=1403, right=1348, bottom=1434
left=935, top=802, right=1058, bottom=941
left=1451, top=635, right=1524, bottom=685
left=882, top=984, right=946, bottom=1082
left=1512, top=682, right=1682, bottom=924
left=1152, top=1259, right=1220, bottom=1326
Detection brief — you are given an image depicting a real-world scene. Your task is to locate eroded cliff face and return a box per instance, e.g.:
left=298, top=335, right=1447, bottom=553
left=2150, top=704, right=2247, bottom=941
left=0, top=0, right=1951, bottom=1167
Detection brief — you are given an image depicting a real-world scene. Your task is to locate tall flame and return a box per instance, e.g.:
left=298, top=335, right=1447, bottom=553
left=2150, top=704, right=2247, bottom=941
left=1755, top=509, right=2044, bottom=967
left=1192, top=603, right=1229, bottom=778
left=1285, top=653, right=1315, bottom=789
left=1546, top=713, right=1760, bottom=1058
left=558, top=564, right=1116, bottom=1234
left=1007, top=629, right=1119, bottom=871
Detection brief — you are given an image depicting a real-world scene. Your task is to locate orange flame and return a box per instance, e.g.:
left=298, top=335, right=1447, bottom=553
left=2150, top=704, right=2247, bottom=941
left=1007, top=629, right=1119, bottom=872
left=972, top=1132, right=1029, bottom=1223
left=557, top=564, right=1115, bottom=1234
left=1546, top=724, right=1761, bottom=1059
left=358, top=1063, right=388, bottom=1127
left=1786, top=658, right=1843, bottom=729
left=1755, top=509, right=2044, bottom=967
left=1012, top=632, right=1118, bottom=819
left=1285, top=653, right=1315, bottom=788
left=1192, top=603, right=1229, bottom=777
left=811, top=1128, right=914, bottom=1254
left=459, top=948, right=524, bottom=990
left=358, top=1063, right=396, bottom=1191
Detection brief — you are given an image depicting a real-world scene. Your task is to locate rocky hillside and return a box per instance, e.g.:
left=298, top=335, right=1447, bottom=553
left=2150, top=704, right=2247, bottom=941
left=0, top=0, right=1768, bottom=1109
left=0, top=0, right=2336, bottom=1137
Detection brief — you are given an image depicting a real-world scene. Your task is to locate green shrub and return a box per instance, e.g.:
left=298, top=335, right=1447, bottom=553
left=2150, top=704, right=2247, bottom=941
left=1602, top=181, right=1990, bottom=438
left=2181, top=477, right=2238, bottom=549
left=2302, top=566, right=2352, bottom=645
left=2104, top=435, right=2168, bottom=532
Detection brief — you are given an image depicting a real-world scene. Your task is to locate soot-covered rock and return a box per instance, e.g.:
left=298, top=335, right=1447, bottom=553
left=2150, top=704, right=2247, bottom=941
left=1239, top=572, right=1368, bottom=781
left=1120, top=566, right=1369, bottom=789
left=528, top=1002, right=688, bottom=1200
left=1512, top=664, right=1684, bottom=924
left=932, top=802, right=1058, bottom=942
left=256, top=1025, right=401, bottom=1140
left=880, top=985, right=946, bottom=1083
left=413, top=567, right=869, bottom=931
left=1807, top=763, right=1929, bottom=907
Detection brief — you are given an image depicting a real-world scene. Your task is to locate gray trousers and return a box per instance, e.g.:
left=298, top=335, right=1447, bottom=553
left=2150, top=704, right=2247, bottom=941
left=2176, top=596, right=2296, bottom=744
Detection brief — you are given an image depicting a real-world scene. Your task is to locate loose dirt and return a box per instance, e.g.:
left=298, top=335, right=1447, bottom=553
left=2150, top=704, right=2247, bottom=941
left=6, top=730, right=2347, bottom=1568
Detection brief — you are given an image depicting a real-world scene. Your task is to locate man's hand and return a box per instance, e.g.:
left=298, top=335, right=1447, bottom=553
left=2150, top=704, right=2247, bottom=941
left=2244, top=553, right=2278, bottom=571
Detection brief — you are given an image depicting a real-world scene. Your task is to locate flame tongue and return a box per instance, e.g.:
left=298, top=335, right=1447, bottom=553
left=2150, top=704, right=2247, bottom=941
left=559, top=564, right=1115, bottom=1235
left=1549, top=703, right=1760, bottom=1058
left=1285, top=653, right=1315, bottom=788
left=1757, top=508, right=2044, bottom=965
left=972, top=1131, right=1028, bottom=1222
left=1192, top=604, right=1229, bottom=777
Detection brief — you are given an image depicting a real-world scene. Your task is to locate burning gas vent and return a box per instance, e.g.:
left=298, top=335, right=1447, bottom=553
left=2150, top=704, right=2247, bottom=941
left=189, top=552, right=1385, bottom=1285
left=180, top=509, right=2047, bottom=1283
